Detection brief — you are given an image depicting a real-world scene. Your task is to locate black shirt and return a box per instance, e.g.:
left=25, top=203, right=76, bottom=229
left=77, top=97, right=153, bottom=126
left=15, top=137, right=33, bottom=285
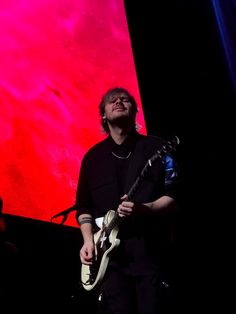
left=75, top=131, right=179, bottom=275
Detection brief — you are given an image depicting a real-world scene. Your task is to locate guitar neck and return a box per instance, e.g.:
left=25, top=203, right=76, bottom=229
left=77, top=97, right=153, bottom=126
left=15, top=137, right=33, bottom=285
left=106, top=160, right=150, bottom=232
left=126, top=161, right=150, bottom=201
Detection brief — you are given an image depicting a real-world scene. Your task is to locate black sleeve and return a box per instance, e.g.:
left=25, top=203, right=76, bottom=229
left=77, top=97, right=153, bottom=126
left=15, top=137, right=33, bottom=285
left=74, top=156, right=93, bottom=217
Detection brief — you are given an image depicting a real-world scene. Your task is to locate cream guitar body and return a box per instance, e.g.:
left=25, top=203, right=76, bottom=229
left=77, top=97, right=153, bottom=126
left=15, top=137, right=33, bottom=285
left=81, top=210, right=121, bottom=291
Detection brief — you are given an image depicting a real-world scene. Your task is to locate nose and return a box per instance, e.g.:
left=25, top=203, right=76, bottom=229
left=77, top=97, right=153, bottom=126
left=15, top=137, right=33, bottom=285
left=115, top=97, right=122, bottom=104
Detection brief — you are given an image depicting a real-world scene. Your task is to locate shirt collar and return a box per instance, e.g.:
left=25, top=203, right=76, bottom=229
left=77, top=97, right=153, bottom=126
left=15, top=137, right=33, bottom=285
left=107, top=130, right=139, bottom=152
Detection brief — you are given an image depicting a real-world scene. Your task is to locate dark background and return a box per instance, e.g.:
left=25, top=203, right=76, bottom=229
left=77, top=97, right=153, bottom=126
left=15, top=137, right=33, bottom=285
left=2, top=0, right=233, bottom=312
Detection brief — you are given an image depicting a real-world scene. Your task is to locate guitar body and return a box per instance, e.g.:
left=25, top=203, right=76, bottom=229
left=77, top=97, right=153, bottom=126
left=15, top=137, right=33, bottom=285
left=81, top=210, right=120, bottom=291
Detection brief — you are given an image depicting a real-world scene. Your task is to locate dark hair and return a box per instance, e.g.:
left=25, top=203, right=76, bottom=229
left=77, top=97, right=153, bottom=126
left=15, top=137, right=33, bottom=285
left=99, top=87, right=138, bottom=133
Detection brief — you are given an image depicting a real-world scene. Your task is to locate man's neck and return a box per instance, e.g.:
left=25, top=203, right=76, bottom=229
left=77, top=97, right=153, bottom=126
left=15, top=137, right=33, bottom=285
left=109, top=127, right=128, bottom=144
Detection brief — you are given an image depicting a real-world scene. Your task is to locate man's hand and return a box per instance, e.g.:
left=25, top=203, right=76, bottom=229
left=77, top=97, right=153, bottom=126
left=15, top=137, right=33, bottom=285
left=117, top=194, right=156, bottom=217
left=80, top=240, right=95, bottom=265
left=117, top=194, right=135, bottom=218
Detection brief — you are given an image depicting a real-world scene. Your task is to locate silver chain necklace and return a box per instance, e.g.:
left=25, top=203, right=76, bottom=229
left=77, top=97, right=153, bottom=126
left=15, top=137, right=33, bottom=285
left=111, top=151, right=132, bottom=159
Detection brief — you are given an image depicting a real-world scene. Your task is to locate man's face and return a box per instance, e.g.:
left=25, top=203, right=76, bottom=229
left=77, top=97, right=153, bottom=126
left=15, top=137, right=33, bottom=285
left=104, top=92, right=135, bottom=124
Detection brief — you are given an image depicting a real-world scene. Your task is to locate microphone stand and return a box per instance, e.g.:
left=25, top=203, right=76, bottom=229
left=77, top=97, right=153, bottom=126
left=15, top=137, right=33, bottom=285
left=50, top=205, right=77, bottom=225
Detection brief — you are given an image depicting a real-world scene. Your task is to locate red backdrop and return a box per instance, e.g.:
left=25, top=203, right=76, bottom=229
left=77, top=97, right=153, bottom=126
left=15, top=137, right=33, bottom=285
left=0, top=0, right=146, bottom=227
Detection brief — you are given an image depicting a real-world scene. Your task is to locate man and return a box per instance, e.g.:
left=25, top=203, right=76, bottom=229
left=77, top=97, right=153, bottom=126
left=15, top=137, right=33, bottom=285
left=75, top=87, right=179, bottom=314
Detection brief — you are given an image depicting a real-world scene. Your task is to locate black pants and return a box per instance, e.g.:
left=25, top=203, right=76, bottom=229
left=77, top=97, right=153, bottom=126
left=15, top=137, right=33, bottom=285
left=98, top=269, right=174, bottom=314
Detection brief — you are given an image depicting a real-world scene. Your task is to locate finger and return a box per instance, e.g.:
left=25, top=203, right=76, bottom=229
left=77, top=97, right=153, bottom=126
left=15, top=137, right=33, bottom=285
left=118, top=212, right=125, bottom=218
left=80, top=254, right=93, bottom=265
left=120, top=194, right=128, bottom=201
left=117, top=208, right=125, bottom=217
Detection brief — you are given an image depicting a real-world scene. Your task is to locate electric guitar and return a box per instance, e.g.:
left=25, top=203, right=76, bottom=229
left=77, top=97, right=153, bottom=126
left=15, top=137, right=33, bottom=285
left=81, top=136, right=180, bottom=291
